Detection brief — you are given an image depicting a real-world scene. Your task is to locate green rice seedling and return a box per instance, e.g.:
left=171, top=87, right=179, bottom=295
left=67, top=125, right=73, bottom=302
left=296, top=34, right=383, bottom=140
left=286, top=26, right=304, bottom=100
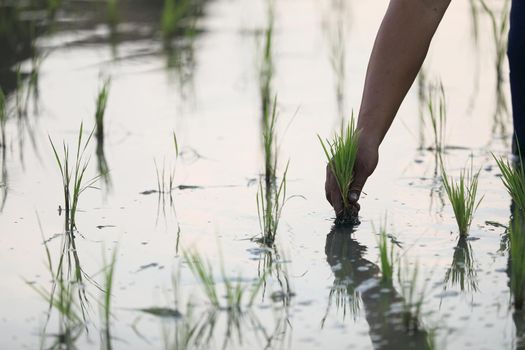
left=0, top=87, right=6, bottom=149
left=441, top=159, right=483, bottom=236
left=49, top=123, right=100, bottom=234
left=397, top=259, right=427, bottom=333
left=376, top=219, right=394, bottom=285
left=162, top=0, right=192, bottom=42
left=494, top=154, right=525, bottom=212
left=101, top=246, right=118, bottom=350
left=95, top=77, right=110, bottom=143
left=426, top=81, right=446, bottom=153
left=107, top=0, right=119, bottom=28
left=318, top=116, right=360, bottom=224
left=509, top=211, right=525, bottom=309
left=256, top=162, right=290, bottom=246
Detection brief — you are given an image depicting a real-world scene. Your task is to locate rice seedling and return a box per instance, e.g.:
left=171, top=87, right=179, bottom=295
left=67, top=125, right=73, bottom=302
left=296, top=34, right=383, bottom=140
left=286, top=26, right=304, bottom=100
left=494, top=154, right=525, bottom=212
left=426, top=81, right=446, bottom=154
left=256, top=162, right=290, bottom=246
left=95, top=77, right=110, bottom=144
left=107, top=0, right=119, bottom=28
left=162, top=0, right=192, bottom=42
left=49, top=123, right=100, bottom=234
left=376, top=219, right=394, bottom=285
left=100, top=246, right=118, bottom=350
left=509, top=211, right=525, bottom=310
left=0, top=86, right=6, bottom=149
left=397, top=259, right=427, bottom=333
left=441, top=159, right=483, bottom=236
left=318, top=116, right=360, bottom=225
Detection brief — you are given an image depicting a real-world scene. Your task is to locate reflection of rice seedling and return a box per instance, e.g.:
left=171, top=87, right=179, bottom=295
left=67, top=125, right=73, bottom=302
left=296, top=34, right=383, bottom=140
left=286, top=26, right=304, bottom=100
left=426, top=82, right=446, bottom=153
left=441, top=159, right=482, bottom=236
left=509, top=211, right=525, bottom=310
left=478, top=0, right=510, bottom=120
left=443, top=236, right=478, bottom=292
left=95, top=77, right=110, bottom=144
left=257, top=163, right=290, bottom=246
left=397, top=259, right=427, bottom=333
left=376, top=219, right=394, bottom=284
left=101, top=246, right=118, bottom=350
left=0, top=87, right=6, bottom=149
left=494, top=155, right=525, bottom=212
left=49, top=123, right=100, bottom=234
left=318, top=116, right=360, bottom=225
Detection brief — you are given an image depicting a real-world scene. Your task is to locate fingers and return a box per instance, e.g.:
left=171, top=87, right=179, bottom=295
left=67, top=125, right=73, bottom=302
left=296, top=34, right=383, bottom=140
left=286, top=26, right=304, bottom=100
left=348, top=168, right=369, bottom=205
left=325, top=164, right=344, bottom=216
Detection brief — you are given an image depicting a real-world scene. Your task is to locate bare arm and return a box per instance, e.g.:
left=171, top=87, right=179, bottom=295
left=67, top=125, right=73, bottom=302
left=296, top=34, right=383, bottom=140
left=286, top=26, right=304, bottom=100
left=326, top=0, right=451, bottom=216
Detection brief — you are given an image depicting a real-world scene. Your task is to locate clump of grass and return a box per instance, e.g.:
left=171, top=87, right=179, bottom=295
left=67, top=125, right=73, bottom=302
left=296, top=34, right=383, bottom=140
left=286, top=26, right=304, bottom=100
left=256, top=162, right=290, bottom=246
left=509, top=211, right=525, bottom=309
left=318, top=116, right=360, bottom=225
left=259, top=0, right=275, bottom=126
left=0, top=87, right=6, bottom=149
left=427, top=82, right=446, bottom=153
left=441, top=159, right=483, bottom=236
left=494, top=155, right=525, bottom=212
left=376, top=219, right=394, bottom=285
left=49, top=123, right=100, bottom=233
left=397, top=259, right=427, bottom=333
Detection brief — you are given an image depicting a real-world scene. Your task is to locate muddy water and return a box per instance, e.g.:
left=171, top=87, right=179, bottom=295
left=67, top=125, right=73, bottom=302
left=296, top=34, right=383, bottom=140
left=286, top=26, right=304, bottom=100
left=0, top=0, right=517, bottom=349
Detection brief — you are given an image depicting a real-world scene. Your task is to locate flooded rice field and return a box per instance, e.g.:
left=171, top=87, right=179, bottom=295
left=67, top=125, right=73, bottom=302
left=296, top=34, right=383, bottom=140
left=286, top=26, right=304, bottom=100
left=0, top=0, right=520, bottom=349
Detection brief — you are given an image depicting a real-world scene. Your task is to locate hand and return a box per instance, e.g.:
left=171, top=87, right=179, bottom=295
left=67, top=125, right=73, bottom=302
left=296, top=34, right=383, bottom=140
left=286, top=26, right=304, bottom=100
left=325, top=137, right=379, bottom=218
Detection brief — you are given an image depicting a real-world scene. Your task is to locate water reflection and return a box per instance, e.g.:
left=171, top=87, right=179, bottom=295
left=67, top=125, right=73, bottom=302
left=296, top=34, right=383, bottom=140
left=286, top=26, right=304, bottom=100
left=324, top=226, right=431, bottom=349
left=443, top=236, right=478, bottom=293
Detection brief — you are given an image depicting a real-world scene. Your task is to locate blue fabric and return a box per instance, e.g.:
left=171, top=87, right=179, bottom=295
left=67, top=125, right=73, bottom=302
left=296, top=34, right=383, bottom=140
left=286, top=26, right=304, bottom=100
left=509, top=0, right=525, bottom=150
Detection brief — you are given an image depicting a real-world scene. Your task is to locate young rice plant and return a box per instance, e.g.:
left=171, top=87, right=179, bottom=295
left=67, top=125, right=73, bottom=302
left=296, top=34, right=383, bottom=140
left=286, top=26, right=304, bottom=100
left=494, top=154, right=525, bottom=212
left=441, top=159, right=483, bottom=236
left=318, top=116, right=360, bottom=223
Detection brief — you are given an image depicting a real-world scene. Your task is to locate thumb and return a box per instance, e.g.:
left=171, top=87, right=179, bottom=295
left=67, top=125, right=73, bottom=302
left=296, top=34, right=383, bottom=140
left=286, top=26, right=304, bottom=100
left=348, top=170, right=368, bottom=204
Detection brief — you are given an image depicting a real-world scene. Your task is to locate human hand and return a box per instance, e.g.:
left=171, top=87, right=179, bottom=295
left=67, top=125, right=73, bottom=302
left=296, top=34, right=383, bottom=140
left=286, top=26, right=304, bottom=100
left=324, top=137, right=379, bottom=219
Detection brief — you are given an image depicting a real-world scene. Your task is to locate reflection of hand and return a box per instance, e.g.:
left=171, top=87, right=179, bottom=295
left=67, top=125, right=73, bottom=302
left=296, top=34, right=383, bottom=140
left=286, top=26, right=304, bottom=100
left=324, top=137, right=379, bottom=218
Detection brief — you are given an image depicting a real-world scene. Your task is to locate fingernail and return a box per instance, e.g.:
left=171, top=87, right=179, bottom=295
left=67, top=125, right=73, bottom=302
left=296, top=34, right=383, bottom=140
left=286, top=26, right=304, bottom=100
left=349, top=192, right=358, bottom=202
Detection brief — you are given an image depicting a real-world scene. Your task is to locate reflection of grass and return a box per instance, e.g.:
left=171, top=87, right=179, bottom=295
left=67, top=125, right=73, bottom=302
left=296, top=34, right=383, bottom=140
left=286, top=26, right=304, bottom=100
left=426, top=82, right=446, bottom=154
left=494, top=155, right=525, bottom=212
left=478, top=0, right=511, bottom=124
left=256, top=163, right=290, bottom=246
left=49, top=123, right=100, bottom=234
left=443, top=236, right=478, bottom=292
left=101, top=246, right=118, bottom=350
left=319, top=116, right=360, bottom=222
left=441, top=159, right=482, bottom=236
left=509, top=211, right=525, bottom=310
left=376, top=219, right=394, bottom=284
left=0, top=87, right=6, bottom=149
left=397, top=259, right=427, bottom=333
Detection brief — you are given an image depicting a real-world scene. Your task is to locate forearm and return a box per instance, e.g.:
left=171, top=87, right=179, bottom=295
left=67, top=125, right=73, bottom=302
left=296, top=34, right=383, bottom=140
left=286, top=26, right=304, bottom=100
left=357, top=0, right=451, bottom=147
